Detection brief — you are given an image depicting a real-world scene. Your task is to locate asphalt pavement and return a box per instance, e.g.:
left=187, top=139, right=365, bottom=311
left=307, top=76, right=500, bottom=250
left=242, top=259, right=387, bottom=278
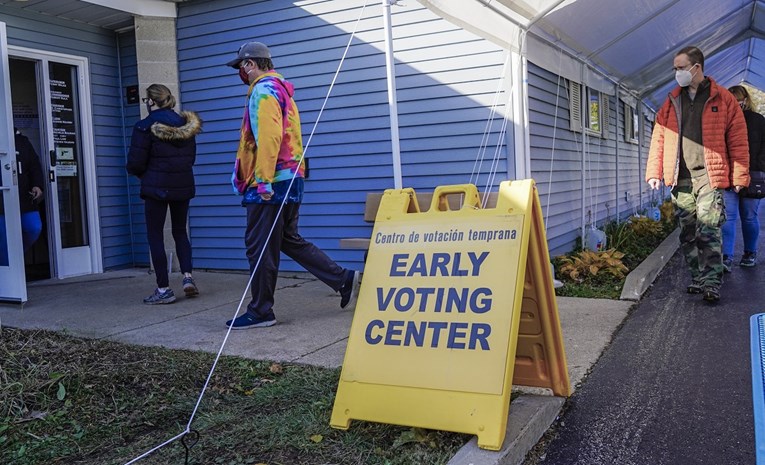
left=529, top=230, right=764, bottom=465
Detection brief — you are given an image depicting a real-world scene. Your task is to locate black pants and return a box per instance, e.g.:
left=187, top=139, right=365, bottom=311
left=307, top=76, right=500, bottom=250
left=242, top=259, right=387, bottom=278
left=145, top=197, right=193, bottom=288
left=245, top=202, right=346, bottom=318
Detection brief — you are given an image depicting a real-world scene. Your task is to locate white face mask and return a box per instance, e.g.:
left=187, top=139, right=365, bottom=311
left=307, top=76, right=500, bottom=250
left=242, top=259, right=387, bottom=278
left=675, top=64, right=697, bottom=87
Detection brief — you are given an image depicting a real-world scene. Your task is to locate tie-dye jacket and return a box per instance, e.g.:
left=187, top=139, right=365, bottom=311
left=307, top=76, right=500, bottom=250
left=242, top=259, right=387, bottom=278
left=232, top=71, right=306, bottom=204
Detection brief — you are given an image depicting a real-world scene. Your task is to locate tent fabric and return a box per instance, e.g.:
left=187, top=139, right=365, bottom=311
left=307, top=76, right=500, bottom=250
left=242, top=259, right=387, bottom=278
left=417, top=0, right=765, bottom=110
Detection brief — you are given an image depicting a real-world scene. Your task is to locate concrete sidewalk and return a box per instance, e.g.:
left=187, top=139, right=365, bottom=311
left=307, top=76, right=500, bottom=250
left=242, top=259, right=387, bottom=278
left=0, top=232, right=675, bottom=465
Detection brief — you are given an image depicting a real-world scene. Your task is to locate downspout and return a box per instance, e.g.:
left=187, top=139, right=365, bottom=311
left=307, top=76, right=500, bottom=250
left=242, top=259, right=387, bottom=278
left=638, top=102, right=645, bottom=209
left=382, top=0, right=402, bottom=189
left=614, top=83, right=620, bottom=221
left=580, top=65, right=587, bottom=244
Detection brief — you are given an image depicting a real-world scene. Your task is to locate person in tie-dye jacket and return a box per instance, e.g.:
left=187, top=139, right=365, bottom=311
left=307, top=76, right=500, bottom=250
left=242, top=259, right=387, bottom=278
left=224, top=41, right=360, bottom=330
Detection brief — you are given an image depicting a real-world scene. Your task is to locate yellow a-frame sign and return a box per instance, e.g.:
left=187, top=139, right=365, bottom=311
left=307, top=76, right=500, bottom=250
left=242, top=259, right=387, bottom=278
left=330, top=180, right=570, bottom=451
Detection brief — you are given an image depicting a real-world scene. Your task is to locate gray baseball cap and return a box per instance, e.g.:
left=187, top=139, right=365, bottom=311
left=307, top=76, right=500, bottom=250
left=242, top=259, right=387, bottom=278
left=226, top=41, right=271, bottom=68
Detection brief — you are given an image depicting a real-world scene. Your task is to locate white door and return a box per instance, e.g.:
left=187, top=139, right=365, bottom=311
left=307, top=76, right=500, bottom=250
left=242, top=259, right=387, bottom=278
left=0, top=22, right=27, bottom=302
left=9, top=46, right=102, bottom=279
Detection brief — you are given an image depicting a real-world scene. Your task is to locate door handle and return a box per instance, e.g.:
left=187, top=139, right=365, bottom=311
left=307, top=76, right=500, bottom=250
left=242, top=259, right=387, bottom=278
left=50, top=150, right=56, bottom=167
left=49, top=170, right=56, bottom=183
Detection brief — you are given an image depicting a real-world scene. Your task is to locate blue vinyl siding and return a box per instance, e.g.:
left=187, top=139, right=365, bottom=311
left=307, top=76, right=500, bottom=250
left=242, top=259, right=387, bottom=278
left=118, top=30, right=147, bottom=266
left=177, top=0, right=512, bottom=271
left=528, top=61, right=656, bottom=257
left=2, top=6, right=134, bottom=270
left=528, top=62, right=585, bottom=256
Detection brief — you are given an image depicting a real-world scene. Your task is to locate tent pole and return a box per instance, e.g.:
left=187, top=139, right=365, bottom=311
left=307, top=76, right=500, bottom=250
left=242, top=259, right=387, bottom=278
left=383, top=0, right=402, bottom=189
left=513, top=30, right=531, bottom=180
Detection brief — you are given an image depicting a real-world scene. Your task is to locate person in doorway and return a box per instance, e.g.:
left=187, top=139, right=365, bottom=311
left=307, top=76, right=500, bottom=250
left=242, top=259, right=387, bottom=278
left=721, top=85, right=765, bottom=270
left=646, top=46, right=750, bottom=303
left=224, top=41, right=360, bottom=329
left=127, top=84, right=202, bottom=305
left=0, top=128, right=45, bottom=267
left=15, top=128, right=44, bottom=251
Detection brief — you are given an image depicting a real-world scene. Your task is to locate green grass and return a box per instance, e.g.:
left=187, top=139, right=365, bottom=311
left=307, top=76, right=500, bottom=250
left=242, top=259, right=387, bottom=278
left=1, top=328, right=470, bottom=465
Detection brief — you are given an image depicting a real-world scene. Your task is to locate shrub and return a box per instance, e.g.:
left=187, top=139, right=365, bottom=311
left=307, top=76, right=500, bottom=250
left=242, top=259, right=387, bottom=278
left=557, top=249, right=629, bottom=282
left=629, top=216, right=664, bottom=237
left=603, top=220, right=634, bottom=251
left=660, top=200, right=675, bottom=226
left=554, top=205, right=677, bottom=298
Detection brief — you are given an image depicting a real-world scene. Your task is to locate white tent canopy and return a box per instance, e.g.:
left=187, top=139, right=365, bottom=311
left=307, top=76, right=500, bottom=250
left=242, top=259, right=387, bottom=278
left=417, top=0, right=765, bottom=109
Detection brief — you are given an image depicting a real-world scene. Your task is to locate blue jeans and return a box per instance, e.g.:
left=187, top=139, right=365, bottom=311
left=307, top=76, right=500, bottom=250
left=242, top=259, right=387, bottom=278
left=0, top=211, right=43, bottom=266
left=722, top=189, right=761, bottom=256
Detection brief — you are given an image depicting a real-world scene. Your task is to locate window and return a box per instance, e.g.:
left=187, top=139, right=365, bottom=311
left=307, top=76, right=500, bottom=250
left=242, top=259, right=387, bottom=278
left=568, top=81, right=608, bottom=137
left=586, top=88, right=600, bottom=133
left=623, top=101, right=639, bottom=144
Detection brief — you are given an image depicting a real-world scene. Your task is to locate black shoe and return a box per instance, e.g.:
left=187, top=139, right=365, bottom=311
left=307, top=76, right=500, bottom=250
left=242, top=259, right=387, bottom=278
left=687, top=283, right=703, bottom=294
left=722, top=256, right=732, bottom=273
left=740, top=252, right=757, bottom=268
left=702, top=286, right=720, bottom=302
left=340, top=270, right=361, bottom=310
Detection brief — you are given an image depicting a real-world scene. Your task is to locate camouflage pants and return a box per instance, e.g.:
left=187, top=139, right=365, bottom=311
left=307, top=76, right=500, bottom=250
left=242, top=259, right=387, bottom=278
left=671, top=183, right=726, bottom=288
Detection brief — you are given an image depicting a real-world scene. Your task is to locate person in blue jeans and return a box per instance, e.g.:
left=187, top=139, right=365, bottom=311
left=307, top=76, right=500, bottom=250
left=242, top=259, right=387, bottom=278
left=0, top=128, right=44, bottom=267
left=722, top=85, right=765, bottom=270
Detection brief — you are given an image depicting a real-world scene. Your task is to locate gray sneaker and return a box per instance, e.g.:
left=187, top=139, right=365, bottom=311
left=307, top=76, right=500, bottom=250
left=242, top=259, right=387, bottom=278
left=182, top=277, right=199, bottom=296
left=143, top=288, right=176, bottom=305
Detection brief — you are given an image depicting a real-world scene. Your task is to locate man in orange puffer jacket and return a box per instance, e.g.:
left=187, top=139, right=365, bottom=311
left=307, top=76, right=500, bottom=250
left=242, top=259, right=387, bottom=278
left=646, top=46, right=749, bottom=303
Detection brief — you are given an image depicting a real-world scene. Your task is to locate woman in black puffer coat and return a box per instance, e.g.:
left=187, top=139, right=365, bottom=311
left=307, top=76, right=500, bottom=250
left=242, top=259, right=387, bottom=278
left=722, top=85, right=765, bottom=270
left=127, top=84, right=202, bottom=305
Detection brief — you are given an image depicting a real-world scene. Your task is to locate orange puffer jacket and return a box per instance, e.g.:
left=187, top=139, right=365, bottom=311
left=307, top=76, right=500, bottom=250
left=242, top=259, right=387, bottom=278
left=646, top=77, right=750, bottom=189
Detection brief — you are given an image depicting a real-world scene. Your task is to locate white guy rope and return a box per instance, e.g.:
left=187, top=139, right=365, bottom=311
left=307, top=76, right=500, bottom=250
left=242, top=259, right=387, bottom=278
left=545, top=48, right=564, bottom=230
left=470, top=51, right=511, bottom=188
left=480, top=54, right=518, bottom=208
left=122, top=2, right=371, bottom=463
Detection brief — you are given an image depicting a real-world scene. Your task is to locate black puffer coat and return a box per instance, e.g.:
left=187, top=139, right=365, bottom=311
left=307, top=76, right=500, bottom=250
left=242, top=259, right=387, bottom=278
left=126, top=109, right=202, bottom=201
left=743, top=109, right=765, bottom=172
left=15, top=130, right=44, bottom=213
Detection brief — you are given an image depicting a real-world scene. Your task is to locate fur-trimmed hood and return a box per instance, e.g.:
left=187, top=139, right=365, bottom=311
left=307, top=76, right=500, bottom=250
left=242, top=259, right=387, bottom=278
left=151, top=111, right=202, bottom=142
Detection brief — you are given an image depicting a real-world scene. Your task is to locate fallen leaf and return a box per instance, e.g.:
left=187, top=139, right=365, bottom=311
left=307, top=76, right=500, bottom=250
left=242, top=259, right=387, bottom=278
left=269, top=363, right=283, bottom=374
left=310, top=434, right=323, bottom=443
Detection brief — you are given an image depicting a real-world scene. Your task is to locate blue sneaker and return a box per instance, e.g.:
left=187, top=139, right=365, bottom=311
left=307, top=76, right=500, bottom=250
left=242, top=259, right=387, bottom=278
left=143, top=288, right=176, bottom=305
left=340, top=270, right=360, bottom=310
left=722, top=256, right=732, bottom=273
left=226, top=312, right=277, bottom=329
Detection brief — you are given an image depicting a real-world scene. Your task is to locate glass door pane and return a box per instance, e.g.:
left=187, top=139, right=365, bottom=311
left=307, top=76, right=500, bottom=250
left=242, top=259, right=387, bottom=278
left=49, top=61, right=88, bottom=249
